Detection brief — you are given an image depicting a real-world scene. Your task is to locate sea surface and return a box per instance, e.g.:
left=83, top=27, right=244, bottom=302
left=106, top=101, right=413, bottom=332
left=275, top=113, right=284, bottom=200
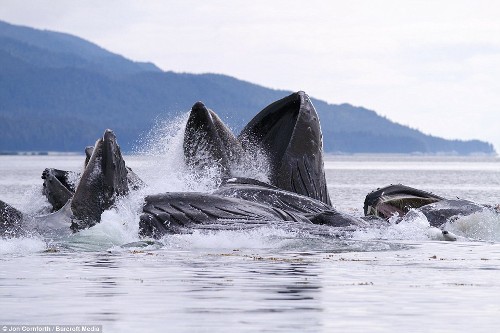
left=1, top=153, right=500, bottom=332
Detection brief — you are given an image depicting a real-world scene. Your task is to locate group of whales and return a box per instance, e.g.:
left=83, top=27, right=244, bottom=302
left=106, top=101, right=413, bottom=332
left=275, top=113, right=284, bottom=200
left=1, top=91, right=497, bottom=240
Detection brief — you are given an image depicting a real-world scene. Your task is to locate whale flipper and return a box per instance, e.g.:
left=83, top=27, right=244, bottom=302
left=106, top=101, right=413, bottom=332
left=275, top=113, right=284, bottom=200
left=71, top=129, right=129, bottom=230
left=184, top=102, right=243, bottom=177
left=239, top=91, right=331, bottom=206
left=139, top=192, right=310, bottom=238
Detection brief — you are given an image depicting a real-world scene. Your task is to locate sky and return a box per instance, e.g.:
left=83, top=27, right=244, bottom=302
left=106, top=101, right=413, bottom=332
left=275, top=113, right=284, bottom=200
left=2, top=0, right=500, bottom=151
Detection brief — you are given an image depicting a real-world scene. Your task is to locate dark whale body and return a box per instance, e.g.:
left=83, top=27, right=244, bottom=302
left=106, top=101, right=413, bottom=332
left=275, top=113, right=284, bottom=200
left=0, top=200, right=25, bottom=237
left=215, top=178, right=369, bottom=227
left=41, top=132, right=144, bottom=222
left=139, top=177, right=366, bottom=238
left=364, top=184, right=491, bottom=227
left=70, top=129, right=130, bottom=230
left=139, top=192, right=311, bottom=238
left=364, top=184, right=444, bottom=219
left=137, top=93, right=355, bottom=238
left=5, top=92, right=492, bottom=241
left=213, top=177, right=331, bottom=214
left=239, top=92, right=331, bottom=206
left=0, top=129, right=135, bottom=238
left=183, top=102, right=243, bottom=177
left=42, top=168, right=77, bottom=212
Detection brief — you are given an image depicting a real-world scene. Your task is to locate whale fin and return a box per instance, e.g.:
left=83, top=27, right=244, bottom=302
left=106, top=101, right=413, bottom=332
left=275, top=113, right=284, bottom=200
left=183, top=102, right=243, bottom=177
left=239, top=92, right=331, bottom=206
left=71, top=129, right=129, bottom=230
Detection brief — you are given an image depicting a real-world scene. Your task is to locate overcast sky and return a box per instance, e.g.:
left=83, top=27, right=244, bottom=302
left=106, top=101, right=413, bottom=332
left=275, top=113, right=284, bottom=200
left=2, top=0, right=500, bottom=151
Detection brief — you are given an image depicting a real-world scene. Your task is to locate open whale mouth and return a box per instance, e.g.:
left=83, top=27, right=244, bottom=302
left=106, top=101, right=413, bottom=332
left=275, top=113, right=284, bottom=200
left=183, top=101, right=243, bottom=177
left=70, top=129, right=130, bottom=230
left=238, top=91, right=331, bottom=206
left=364, top=184, right=444, bottom=219
left=239, top=92, right=302, bottom=161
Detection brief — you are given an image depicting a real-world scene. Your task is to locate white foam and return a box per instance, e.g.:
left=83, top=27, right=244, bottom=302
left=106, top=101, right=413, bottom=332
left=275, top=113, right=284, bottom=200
left=160, top=226, right=298, bottom=251
left=134, top=113, right=222, bottom=194
left=0, top=236, right=46, bottom=255
left=353, top=210, right=452, bottom=242
left=230, top=145, right=270, bottom=183
left=444, top=210, right=500, bottom=242
left=65, top=192, right=144, bottom=251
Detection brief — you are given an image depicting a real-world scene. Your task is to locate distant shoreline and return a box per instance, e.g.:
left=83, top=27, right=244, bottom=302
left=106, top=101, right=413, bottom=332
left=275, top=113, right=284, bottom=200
left=0, top=151, right=83, bottom=156
left=1, top=151, right=496, bottom=157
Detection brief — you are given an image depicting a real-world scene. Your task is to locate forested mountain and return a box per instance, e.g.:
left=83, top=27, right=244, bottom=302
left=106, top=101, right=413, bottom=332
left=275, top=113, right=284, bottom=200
left=0, top=20, right=494, bottom=154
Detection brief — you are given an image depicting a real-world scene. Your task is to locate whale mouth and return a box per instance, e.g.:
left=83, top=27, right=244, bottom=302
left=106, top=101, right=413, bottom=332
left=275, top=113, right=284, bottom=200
left=238, top=91, right=330, bottom=206
left=183, top=102, right=243, bottom=177
left=71, top=129, right=130, bottom=230
left=239, top=92, right=302, bottom=162
left=364, top=184, right=444, bottom=219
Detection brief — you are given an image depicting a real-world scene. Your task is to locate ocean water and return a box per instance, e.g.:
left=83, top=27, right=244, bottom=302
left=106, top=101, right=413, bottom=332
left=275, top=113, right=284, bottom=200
left=1, top=144, right=500, bottom=331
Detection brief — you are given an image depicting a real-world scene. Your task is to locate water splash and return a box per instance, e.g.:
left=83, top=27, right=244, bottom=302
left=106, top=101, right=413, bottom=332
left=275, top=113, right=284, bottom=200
left=135, top=112, right=222, bottom=193
left=352, top=210, right=451, bottom=242
left=18, top=185, right=52, bottom=216
left=160, top=226, right=298, bottom=250
left=230, top=144, right=270, bottom=184
left=444, top=210, right=500, bottom=242
left=0, top=236, right=46, bottom=255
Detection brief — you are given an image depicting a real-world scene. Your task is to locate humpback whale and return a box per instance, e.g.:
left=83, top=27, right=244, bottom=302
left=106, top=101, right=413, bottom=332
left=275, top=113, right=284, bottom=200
left=364, top=184, right=492, bottom=227
left=139, top=192, right=312, bottom=238
left=70, top=129, right=130, bottom=230
left=3, top=91, right=489, bottom=241
left=138, top=93, right=364, bottom=237
left=214, top=178, right=368, bottom=227
left=183, top=101, right=243, bottom=177
left=139, top=177, right=368, bottom=238
left=42, top=168, right=77, bottom=212
left=364, top=184, right=444, bottom=219
left=239, top=92, right=331, bottom=206
left=0, top=200, right=25, bottom=237
left=0, top=129, right=136, bottom=238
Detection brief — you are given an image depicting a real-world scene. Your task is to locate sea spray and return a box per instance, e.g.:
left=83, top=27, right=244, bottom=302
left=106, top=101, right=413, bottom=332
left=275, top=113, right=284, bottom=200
left=134, top=111, right=271, bottom=192
left=0, top=236, right=46, bottom=255
left=444, top=209, right=500, bottom=242
left=134, top=112, right=222, bottom=193
left=229, top=143, right=270, bottom=184
left=352, top=210, right=451, bottom=241
left=160, top=226, right=298, bottom=251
